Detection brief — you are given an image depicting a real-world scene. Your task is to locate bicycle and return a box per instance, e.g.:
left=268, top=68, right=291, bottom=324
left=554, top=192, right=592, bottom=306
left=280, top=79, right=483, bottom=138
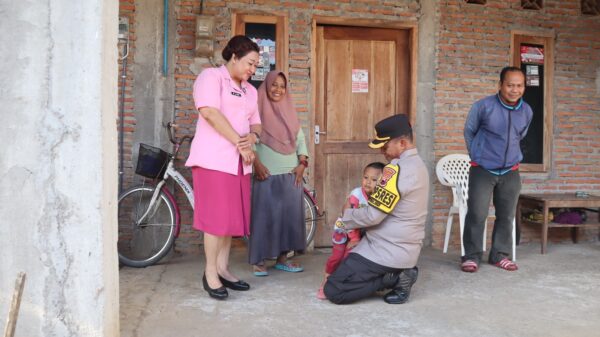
left=118, top=122, right=322, bottom=268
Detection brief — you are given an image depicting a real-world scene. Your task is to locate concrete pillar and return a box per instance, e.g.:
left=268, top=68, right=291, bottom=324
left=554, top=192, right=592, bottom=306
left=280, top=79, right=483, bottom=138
left=0, top=1, right=119, bottom=336
left=416, top=0, right=438, bottom=246
left=132, top=0, right=175, bottom=155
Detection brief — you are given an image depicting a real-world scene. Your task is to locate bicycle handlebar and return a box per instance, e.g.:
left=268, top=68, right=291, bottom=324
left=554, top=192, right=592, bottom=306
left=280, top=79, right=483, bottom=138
left=166, top=122, right=193, bottom=145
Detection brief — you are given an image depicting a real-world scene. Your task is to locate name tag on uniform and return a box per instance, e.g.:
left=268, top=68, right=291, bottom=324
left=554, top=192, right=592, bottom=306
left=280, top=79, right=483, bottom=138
left=230, top=91, right=242, bottom=97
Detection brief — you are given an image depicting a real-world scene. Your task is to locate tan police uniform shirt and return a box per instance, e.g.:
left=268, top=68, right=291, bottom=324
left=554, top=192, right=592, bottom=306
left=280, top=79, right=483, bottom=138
left=341, top=148, right=429, bottom=269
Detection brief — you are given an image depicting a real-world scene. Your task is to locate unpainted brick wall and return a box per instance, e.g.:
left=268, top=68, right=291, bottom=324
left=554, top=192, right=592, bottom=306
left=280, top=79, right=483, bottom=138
left=434, top=0, right=600, bottom=251
left=118, top=0, right=422, bottom=252
left=118, top=0, right=600, bottom=253
left=172, top=0, right=422, bottom=252
left=118, top=0, right=137, bottom=189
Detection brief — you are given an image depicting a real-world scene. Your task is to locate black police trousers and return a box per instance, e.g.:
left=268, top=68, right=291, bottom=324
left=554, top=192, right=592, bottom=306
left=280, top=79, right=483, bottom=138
left=323, top=253, right=402, bottom=304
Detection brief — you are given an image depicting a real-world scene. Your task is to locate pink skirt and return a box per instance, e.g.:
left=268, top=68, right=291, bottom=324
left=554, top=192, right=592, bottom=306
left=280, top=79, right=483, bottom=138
left=191, top=160, right=250, bottom=236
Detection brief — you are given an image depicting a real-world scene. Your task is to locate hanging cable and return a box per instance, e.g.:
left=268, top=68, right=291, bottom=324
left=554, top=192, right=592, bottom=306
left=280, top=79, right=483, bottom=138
left=118, top=31, right=129, bottom=193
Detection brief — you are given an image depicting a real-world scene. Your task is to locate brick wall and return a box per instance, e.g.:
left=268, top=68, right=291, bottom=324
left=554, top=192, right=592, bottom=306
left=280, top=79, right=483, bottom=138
left=171, top=0, right=422, bottom=252
left=119, top=0, right=599, bottom=253
left=118, top=0, right=137, bottom=189
left=433, top=0, right=600, bottom=251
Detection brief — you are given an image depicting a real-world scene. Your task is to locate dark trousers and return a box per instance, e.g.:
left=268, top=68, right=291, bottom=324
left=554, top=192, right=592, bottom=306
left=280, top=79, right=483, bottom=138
left=462, top=166, right=521, bottom=264
left=324, top=253, right=402, bottom=304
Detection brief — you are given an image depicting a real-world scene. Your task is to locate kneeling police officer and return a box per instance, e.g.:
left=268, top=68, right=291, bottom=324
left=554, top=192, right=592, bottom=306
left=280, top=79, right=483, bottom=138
left=324, top=114, right=429, bottom=304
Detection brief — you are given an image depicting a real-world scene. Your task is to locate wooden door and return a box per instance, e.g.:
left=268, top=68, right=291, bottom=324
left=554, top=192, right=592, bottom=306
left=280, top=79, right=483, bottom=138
left=314, top=25, right=412, bottom=246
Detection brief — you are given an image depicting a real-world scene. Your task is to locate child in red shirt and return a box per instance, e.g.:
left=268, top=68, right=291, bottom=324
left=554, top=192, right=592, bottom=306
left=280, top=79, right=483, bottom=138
left=317, top=162, right=385, bottom=299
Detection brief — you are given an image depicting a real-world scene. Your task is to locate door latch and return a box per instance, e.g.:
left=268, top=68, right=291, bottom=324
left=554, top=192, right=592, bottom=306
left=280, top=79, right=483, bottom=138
left=314, top=125, right=327, bottom=144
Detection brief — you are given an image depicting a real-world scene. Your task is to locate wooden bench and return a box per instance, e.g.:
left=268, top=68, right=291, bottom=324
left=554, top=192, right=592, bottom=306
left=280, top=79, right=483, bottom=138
left=517, top=193, right=600, bottom=254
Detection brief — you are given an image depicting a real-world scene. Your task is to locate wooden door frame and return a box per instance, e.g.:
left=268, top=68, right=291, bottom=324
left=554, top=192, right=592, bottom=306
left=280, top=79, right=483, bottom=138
left=510, top=30, right=555, bottom=173
left=309, top=16, right=418, bottom=188
left=231, top=10, right=289, bottom=76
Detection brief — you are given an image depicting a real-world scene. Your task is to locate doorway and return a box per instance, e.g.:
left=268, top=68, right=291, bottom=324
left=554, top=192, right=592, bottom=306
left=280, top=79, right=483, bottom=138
left=312, top=22, right=416, bottom=246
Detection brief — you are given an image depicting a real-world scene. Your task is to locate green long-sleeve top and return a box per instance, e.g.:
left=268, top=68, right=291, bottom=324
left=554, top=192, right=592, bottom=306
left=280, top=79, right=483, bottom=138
left=255, top=128, right=309, bottom=175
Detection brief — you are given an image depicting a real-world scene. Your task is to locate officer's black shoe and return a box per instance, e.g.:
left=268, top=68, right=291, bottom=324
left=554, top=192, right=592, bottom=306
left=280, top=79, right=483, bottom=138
left=379, top=272, right=400, bottom=291
left=383, top=266, right=418, bottom=304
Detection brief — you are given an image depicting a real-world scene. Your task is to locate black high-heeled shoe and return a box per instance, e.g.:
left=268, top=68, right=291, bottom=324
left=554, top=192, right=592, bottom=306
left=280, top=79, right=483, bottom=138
left=219, top=275, right=250, bottom=291
left=202, top=274, right=228, bottom=300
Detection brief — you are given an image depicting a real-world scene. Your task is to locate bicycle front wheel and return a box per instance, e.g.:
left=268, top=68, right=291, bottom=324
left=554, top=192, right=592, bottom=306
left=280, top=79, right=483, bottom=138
left=118, top=185, right=176, bottom=267
left=303, top=191, right=317, bottom=246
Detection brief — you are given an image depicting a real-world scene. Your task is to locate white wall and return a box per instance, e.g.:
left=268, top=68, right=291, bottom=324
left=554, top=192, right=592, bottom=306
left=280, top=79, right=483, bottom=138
left=0, top=1, right=119, bottom=336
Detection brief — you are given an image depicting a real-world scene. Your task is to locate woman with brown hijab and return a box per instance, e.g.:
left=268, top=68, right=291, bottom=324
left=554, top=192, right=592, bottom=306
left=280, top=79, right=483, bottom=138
left=249, top=70, right=309, bottom=276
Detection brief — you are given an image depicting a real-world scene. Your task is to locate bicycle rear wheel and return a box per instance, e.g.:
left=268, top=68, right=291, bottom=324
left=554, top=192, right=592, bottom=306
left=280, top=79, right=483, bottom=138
left=118, top=185, right=176, bottom=267
left=303, top=190, right=317, bottom=246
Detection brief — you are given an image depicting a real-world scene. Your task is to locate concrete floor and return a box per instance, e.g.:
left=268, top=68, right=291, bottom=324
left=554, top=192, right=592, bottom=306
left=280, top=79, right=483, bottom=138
left=120, top=242, right=600, bottom=337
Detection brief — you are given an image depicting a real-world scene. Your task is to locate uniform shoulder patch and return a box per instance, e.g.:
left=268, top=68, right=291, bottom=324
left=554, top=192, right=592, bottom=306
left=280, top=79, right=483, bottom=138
left=368, top=164, right=401, bottom=214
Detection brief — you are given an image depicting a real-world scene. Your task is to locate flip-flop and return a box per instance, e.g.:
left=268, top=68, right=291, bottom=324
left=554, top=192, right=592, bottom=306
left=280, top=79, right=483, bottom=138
left=253, top=265, right=268, bottom=277
left=274, top=262, right=304, bottom=273
left=461, top=260, right=478, bottom=273
left=493, top=258, right=518, bottom=271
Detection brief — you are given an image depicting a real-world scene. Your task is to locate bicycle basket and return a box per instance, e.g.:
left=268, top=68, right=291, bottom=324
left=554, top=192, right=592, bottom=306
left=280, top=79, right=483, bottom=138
left=135, top=143, right=169, bottom=179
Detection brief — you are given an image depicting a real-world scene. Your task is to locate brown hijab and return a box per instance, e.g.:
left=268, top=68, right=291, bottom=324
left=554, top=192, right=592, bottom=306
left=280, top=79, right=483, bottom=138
left=257, top=71, right=300, bottom=154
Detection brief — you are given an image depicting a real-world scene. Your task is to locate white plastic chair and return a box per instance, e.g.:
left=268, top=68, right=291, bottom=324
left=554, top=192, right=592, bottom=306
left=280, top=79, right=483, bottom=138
left=436, top=154, right=516, bottom=260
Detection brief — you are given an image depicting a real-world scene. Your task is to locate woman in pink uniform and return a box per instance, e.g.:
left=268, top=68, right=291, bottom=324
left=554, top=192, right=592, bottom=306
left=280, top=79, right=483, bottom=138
left=185, top=36, right=261, bottom=300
